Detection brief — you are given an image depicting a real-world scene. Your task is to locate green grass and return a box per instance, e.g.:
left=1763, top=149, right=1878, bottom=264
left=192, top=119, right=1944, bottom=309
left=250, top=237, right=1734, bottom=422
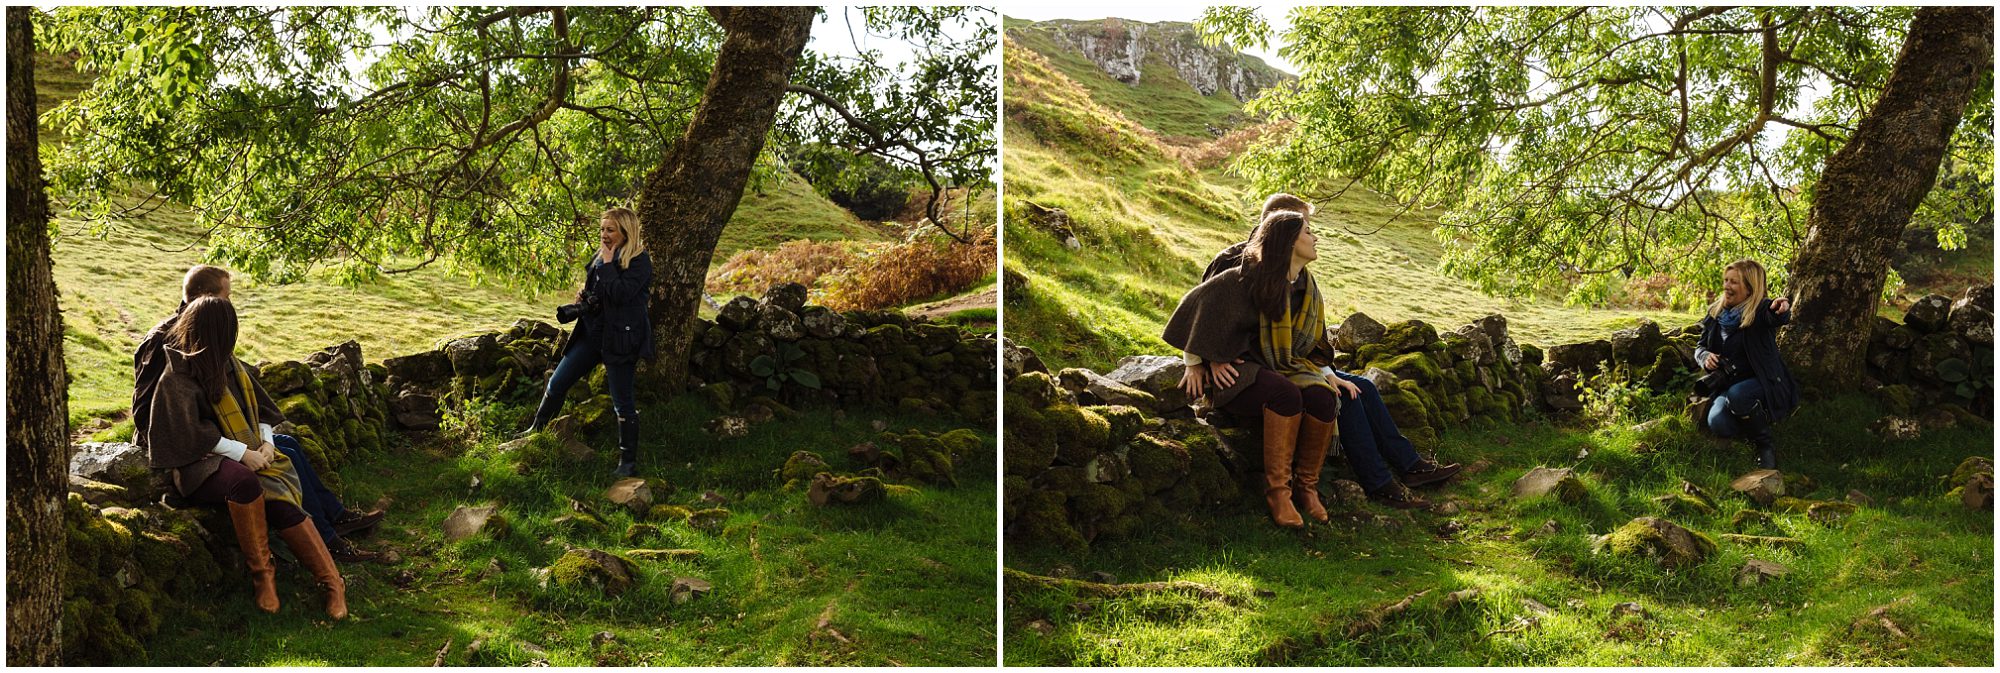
left=133, top=395, right=997, bottom=666
left=50, top=203, right=558, bottom=428
left=1005, top=393, right=1993, bottom=665
left=1001, top=39, right=1691, bottom=374
left=717, top=170, right=897, bottom=263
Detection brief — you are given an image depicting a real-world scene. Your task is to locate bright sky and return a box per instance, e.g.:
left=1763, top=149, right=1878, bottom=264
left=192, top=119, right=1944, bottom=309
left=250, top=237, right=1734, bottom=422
left=1003, top=2, right=1300, bottom=74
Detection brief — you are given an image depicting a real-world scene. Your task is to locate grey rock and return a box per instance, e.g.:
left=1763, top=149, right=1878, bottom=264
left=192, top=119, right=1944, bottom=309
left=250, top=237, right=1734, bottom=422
left=443, top=504, right=499, bottom=541
left=1104, top=355, right=1191, bottom=413
left=762, top=282, right=809, bottom=312
left=69, top=441, right=151, bottom=492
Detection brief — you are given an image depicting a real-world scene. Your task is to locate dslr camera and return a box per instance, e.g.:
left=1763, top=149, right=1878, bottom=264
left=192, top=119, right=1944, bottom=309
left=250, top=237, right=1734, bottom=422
left=1694, top=356, right=1741, bottom=396
left=556, top=291, right=603, bottom=324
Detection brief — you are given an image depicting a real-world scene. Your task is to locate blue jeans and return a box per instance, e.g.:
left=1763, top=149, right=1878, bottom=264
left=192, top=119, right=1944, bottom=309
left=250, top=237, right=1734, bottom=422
left=1707, top=377, right=1767, bottom=438
left=539, top=337, right=638, bottom=422
left=273, top=434, right=347, bottom=546
left=1331, top=370, right=1423, bottom=491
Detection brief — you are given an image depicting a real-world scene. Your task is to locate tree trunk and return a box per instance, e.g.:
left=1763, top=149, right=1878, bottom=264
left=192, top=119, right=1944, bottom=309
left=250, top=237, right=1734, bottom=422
left=1783, top=6, right=1992, bottom=390
left=7, top=7, right=69, bottom=666
left=637, top=6, right=817, bottom=392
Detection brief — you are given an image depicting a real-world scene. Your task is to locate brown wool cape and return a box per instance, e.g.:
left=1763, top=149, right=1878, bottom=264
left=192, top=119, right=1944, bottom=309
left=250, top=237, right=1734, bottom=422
left=1161, top=266, right=1265, bottom=407
left=146, top=348, right=289, bottom=497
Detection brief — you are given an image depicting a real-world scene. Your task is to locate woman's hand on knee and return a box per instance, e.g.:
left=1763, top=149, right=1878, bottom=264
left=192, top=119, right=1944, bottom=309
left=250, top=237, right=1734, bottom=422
left=240, top=445, right=272, bottom=471
left=1329, top=376, right=1361, bottom=400
left=1207, top=359, right=1242, bottom=388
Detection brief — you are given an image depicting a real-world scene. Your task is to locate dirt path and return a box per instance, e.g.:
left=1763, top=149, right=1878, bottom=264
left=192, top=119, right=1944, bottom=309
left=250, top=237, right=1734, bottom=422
left=906, top=287, right=997, bottom=323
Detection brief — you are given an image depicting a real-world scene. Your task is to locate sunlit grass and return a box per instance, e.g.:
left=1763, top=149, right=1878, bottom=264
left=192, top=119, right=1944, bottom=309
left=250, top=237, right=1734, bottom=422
left=1005, top=394, right=1992, bottom=665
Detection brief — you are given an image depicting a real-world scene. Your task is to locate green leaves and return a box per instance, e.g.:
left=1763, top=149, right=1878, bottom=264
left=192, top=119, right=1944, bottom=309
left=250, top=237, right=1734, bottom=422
left=1205, top=6, right=1990, bottom=304
left=38, top=6, right=995, bottom=289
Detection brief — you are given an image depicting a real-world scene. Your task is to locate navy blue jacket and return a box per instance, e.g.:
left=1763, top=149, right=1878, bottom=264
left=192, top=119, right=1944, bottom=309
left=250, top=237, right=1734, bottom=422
left=570, top=250, right=656, bottom=365
left=1695, top=298, right=1798, bottom=421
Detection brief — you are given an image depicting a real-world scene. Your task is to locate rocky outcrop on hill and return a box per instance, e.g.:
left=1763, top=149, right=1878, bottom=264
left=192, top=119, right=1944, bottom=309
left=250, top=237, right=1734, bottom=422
left=1013, top=18, right=1290, bottom=102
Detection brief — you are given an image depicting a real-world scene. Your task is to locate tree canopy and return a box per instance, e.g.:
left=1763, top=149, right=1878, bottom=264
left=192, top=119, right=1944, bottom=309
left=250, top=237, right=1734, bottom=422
left=37, top=6, right=995, bottom=288
left=1199, top=6, right=1992, bottom=306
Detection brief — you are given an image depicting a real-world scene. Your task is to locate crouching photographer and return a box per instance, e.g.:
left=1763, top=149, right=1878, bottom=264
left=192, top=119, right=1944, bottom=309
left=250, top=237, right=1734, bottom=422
left=520, top=207, right=657, bottom=477
left=1695, top=259, right=1798, bottom=470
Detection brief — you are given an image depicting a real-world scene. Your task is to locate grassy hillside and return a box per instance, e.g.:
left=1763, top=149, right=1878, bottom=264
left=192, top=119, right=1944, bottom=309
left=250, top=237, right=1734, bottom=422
left=717, top=170, right=897, bottom=262
left=1001, top=39, right=1693, bottom=374
left=1004, top=17, right=1255, bottom=140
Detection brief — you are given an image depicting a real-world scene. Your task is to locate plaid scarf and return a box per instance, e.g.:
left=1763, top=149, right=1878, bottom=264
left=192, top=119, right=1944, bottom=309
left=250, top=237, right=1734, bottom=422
left=214, top=358, right=304, bottom=511
left=1256, top=273, right=1336, bottom=395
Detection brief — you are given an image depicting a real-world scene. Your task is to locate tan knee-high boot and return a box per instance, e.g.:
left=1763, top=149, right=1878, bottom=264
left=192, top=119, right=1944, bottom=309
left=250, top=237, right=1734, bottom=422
left=276, top=522, right=348, bottom=620
left=225, top=498, right=280, bottom=613
left=1292, top=415, right=1337, bottom=523
left=1262, top=408, right=1305, bottom=528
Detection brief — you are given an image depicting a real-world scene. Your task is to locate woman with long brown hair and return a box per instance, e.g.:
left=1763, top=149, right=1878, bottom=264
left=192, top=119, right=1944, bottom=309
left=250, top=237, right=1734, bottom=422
left=145, top=296, right=347, bottom=619
left=1694, top=259, right=1798, bottom=469
left=520, top=206, right=656, bottom=477
left=1165, top=210, right=1343, bottom=527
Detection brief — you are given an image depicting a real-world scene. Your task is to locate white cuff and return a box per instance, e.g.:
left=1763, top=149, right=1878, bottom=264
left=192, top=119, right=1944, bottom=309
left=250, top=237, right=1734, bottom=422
left=259, top=423, right=275, bottom=445
left=1183, top=351, right=1205, bottom=367
left=213, top=437, right=248, bottom=462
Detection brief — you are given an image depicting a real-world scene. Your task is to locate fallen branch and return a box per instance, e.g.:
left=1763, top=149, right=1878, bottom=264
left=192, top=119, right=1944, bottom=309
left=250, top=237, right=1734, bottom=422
left=430, top=638, right=451, bottom=666
left=1347, top=589, right=1432, bottom=637
left=1003, top=568, right=1247, bottom=607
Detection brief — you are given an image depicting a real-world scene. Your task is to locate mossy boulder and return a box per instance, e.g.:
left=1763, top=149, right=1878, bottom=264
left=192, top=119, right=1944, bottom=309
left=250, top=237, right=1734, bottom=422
left=687, top=508, right=731, bottom=532
left=1594, top=516, right=1716, bottom=568
left=60, top=494, right=227, bottom=664
left=548, top=548, right=635, bottom=596
left=1512, top=466, right=1586, bottom=503
left=1007, top=371, right=1067, bottom=408
left=808, top=473, right=889, bottom=506
left=1045, top=404, right=1112, bottom=466
left=648, top=505, right=693, bottom=523
left=1083, top=405, right=1146, bottom=446
left=1125, top=433, right=1193, bottom=494
left=778, top=451, right=832, bottom=486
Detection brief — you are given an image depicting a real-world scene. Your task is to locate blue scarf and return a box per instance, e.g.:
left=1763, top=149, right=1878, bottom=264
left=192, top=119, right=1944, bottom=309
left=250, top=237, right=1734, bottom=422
left=1718, top=303, right=1744, bottom=342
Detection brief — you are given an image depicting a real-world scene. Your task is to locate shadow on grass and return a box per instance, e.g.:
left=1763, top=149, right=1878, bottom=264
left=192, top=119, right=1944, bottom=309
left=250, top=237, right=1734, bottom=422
left=134, top=395, right=998, bottom=666
left=1005, top=394, right=1992, bottom=666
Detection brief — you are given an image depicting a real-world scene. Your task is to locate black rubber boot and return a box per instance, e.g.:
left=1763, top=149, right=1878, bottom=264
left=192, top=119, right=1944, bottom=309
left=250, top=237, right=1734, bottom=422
left=612, top=414, right=640, bottom=477
left=1733, top=399, right=1777, bottom=470
left=515, top=391, right=564, bottom=438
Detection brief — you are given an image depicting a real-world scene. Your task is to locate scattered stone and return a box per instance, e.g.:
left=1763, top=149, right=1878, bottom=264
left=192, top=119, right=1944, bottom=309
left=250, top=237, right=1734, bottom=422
left=380, top=550, right=403, bottom=565
left=604, top=478, right=657, bottom=516
left=1609, top=602, right=1648, bottom=619
left=1435, top=520, right=1465, bottom=538
left=591, top=631, right=617, bottom=650
left=1593, top=517, right=1715, bottom=568
left=1729, top=470, right=1785, bottom=506
left=1844, top=489, right=1872, bottom=507
left=1087, top=571, right=1118, bottom=584
left=778, top=451, right=832, bottom=485
left=1736, top=558, right=1790, bottom=586
left=1329, top=479, right=1368, bottom=507
left=1522, top=598, right=1554, bottom=615
left=623, top=524, right=661, bottom=544
left=1868, top=416, right=1922, bottom=441
left=551, top=513, right=608, bottom=533
left=442, top=504, right=502, bottom=542
left=687, top=508, right=730, bottom=532
left=670, top=577, right=713, bottom=604
left=496, top=435, right=534, bottom=454
left=871, top=420, right=890, bottom=432
left=1428, top=499, right=1461, bottom=516
left=1729, top=509, right=1777, bottom=533
left=807, top=473, right=887, bottom=507
left=1025, top=619, right=1056, bottom=636
left=698, top=490, right=728, bottom=507
left=1718, top=533, right=1804, bottom=550
left=1517, top=519, right=1560, bottom=541
left=626, top=549, right=704, bottom=562
left=705, top=416, right=750, bottom=439
left=1512, top=467, right=1586, bottom=502
left=547, top=548, right=635, bottom=595
left=478, top=558, right=505, bottom=580
left=1961, top=473, right=1993, bottom=511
